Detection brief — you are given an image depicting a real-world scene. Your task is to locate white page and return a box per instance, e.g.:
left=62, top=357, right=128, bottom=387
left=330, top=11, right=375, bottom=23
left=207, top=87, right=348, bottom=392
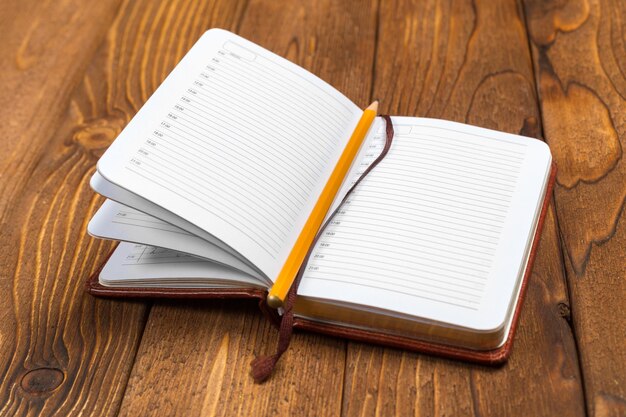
left=100, top=242, right=264, bottom=288
left=297, top=117, right=552, bottom=333
left=88, top=199, right=264, bottom=281
left=90, top=172, right=244, bottom=259
left=97, top=29, right=362, bottom=281
left=325, top=117, right=392, bottom=217
left=90, top=172, right=261, bottom=274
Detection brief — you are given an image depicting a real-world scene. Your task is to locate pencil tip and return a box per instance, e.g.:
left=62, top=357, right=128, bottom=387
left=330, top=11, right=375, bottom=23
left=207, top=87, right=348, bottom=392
left=367, top=101, right=379, bottom=112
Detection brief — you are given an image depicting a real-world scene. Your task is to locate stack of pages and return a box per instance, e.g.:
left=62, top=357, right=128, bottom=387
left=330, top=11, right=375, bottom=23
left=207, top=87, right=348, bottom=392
left=86, top=29, right=555, bottom=362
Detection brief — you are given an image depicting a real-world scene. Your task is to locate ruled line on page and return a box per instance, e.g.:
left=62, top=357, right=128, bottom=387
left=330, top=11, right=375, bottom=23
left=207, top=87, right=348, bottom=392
left=301, top=123, right=531, bottom=310
left=128, top=158, right=289, bottom=246
left=200, top=66, right=346, bottom=140
left=203, top=55, right=348, bottom=140
left=396, top=135, right=525, bottom=161
left=303, top=275, right=481, bottom=310
left=118, top=36, right=363, bottom=261
left=389, top=155, right=520, bottom=179
left=122, top=245, right=205, bottom=265
left=217, top=54, right=353, bottom=127
left=144, top=146, right=299, bottom=226
left=308, top=267, right=484, bottom=299
left=320, top=222, right=497, bottom=255
left=331, top=215, right=500, bottom=246
left=183, top=89, right=334, bottom=163
left=408, top=124, right=529, bottom=148
left=400, top=133, right=526, bottom=158
left=320, top=232, right=494, bottom=264
left=313, top=241, right=492, bottom=276
left=373, top=166, right=517, bottom=193
left=111, top=220, right=193, bottom=236
left=343, top=188, right=509, bottom=218
left=343, top=205, right=503, bottom=234
left=157, top=112, right=316, bottom=201
left=112, top=209, right=194, bottom=235
left=391, top=146, right=523, bottom=171
left=155, top=124, right=311, bottom=203
left=315, top=252, right=489, bottom=285
left=168, top=110, right=319, bottom=190
left=188, top=82, right=339, bottom=153
left=366, top=171, right=516, bottom=198
left=145, top=135, right=304, bottom=216
left=176, top=98, right=327, bottom=178
left=351, top=189, right=506, bottom=225
left=375, top=163, right=518, bottom=187
left=126, top=166, right=281, bottom=256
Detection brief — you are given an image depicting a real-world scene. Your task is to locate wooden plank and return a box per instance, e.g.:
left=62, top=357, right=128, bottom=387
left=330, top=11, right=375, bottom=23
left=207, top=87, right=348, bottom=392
left=118, top=301, right=347, bottom=416
left=341, top=0, right=588, bottom=415
left=0, top=0, right=120, bottom=218
left=0, top=0, right=156, bottom=416
left=522, top=0, right=626, bottom=415
left=116, top=0, right=378, bottom=415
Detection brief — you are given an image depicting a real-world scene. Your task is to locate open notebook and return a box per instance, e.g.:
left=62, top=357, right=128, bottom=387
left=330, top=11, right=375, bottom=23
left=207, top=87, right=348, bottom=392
left=86, top=29, right=555, bottom=364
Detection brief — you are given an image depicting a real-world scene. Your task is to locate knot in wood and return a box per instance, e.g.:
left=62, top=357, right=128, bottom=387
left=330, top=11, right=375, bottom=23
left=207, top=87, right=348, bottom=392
left=20, top=367, right=64, bottom=395
left=72, top=117, right=125, bottom=156
left=557, top=302, right=571, bottom=320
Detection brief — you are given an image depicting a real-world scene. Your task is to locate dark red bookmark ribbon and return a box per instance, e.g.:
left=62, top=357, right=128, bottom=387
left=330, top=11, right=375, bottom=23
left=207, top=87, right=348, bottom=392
left=251, top=115, right=395, bottom=383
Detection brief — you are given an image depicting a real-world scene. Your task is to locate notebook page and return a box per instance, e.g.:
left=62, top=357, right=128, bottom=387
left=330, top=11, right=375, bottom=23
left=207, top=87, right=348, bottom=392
left=88, top=199, right=263, bottom=280
left=297, top=117, right=552, bottom=332
left=325, top=117, right=410, bottom=217
left=100, top=243, right=264, bottom=288
left=97, top=29, right=362, bottom=280
left=90, top=172, right=248, bottom=262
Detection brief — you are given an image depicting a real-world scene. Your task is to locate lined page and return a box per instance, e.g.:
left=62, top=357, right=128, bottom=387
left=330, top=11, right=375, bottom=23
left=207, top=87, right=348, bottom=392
left=97, top=29, right=362, bottom=280
left=100, top=243, right=264, bottom=288
left=90, top=171, right=245, bottom=259
left=298, top=117, right=552, bottom=331
left=88, top=199, right=263, bottom=280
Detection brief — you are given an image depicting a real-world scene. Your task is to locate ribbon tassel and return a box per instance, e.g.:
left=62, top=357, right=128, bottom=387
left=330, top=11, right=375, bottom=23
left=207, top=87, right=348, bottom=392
left=250, top=115, right=395, bottom=383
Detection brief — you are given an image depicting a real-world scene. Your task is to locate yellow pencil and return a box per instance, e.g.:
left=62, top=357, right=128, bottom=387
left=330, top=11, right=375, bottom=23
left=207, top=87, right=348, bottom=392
left=267, top=101, right=379, bottom=308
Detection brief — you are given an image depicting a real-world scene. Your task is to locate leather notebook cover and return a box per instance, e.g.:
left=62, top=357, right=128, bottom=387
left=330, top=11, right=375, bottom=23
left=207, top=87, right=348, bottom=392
left=85, top=163, right=557, bottom=365
left=85, top=258, right=267, bottom=300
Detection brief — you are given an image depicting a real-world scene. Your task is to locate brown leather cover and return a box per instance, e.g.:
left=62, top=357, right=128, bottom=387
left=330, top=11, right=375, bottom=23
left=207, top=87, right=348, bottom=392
left=85, top=250, right=268, bottom=300
left=85, top=162, right=556, bottom=365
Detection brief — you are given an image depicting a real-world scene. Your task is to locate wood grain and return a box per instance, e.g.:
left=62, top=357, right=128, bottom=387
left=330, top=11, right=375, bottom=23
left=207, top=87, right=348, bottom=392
left=2, top=0, right=621, bottom=415
left=0, top=0, right=153, bottom=416
left=523, top=0, right=626, bottom=415
left=115, top=0, right=378, bottom=415
left=341, top=0, right=587, bottom=415
left=0, top=0, right=117, bottom=219
left=0, top=0, right=246, bottom=416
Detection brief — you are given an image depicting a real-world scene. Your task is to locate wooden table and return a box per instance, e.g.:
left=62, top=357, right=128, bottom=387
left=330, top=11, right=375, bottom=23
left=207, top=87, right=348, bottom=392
left=1, top=0, right=624, bottom=415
